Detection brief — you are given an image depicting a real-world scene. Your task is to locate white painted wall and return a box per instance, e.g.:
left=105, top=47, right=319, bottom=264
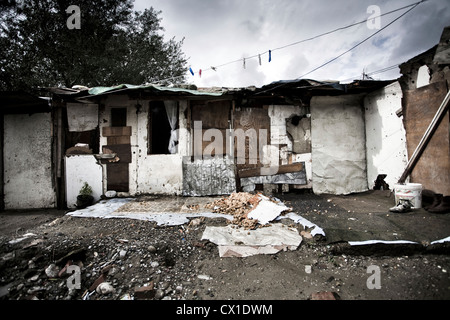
left=4, top=113, right=56, bottom=209
left=65, top=155, right=103, bottom=208
left=268, top=105, right=305, bottom=164
left=364, top=81, right=408, bottom=189
left=416, top=65, right=430, bottom=88
left=310, top=94, right=368, bottom=195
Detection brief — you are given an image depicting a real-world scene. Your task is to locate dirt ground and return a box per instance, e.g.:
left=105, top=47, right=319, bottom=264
left=0, top=191, right=449, bottom=304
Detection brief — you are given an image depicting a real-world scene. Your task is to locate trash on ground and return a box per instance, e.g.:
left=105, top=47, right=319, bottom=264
left=348, top=240, right=418, bottom=246
left=67, top=198, right=233, bottom=226
left=201, top=223, right=302, bottom=257
left=389, top=199, right=412, bottom=213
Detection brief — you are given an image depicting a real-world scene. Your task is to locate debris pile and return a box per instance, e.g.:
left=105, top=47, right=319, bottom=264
left=205, top=192, right=262, bottom=230
left=205, top=192, right=292, bottom=230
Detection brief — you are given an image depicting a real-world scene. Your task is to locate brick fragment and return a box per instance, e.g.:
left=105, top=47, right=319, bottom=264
left=134, top=281, right=155, bottom=300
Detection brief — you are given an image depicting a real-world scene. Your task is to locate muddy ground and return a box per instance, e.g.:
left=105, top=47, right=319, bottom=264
left=0, top=191, right=449, bottom=304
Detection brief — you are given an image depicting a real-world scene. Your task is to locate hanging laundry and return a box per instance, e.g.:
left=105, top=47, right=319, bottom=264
left=258, top=54, right=262, bottom=66
left=211, top=66, right=217, bottom=71
left=199, top=69, right=202, bottom=78
left=269, top=50, right=272, bottom=62
left=243, top=58, right=246, bottom=69
left=189, top=67, right=194, bottom=76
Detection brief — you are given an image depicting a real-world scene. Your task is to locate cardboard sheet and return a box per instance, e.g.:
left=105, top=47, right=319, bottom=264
left=201, top=224, right=302, bottom=257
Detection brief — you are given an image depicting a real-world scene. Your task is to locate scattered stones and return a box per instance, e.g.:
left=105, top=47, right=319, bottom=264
left=45, top=264, right=59, bottom=278
left=96, top=282, right=114, bottom=295
left=154, top=289, right=165, bottom=300
left=1, top=193, right=450, bottom=301
left=119, top=249, right=127, bottom=259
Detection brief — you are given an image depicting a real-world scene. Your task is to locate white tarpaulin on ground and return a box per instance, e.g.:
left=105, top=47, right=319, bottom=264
left=431, top=236, right=450, bottom=244
left=66, top=198, right=233, bottom=226
left=279, top=212, right=326, bottom=237
left=201, top=224, right=303, bottom=257
left=348, top=240, right=419, bottom=246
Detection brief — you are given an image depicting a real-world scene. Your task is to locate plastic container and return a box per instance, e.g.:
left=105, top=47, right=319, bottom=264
left=394, top=183, right=423, bottom=209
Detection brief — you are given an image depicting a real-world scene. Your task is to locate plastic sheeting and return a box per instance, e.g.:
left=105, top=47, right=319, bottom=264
left=310, top=95, right=368, bottom=195
left=66, top=198, right=233, bottom=226
left=66, top=103, right=98, bottom=132
left=201, top=224, right=302, bottom=257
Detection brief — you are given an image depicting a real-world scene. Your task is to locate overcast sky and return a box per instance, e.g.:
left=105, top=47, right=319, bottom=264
left=133, top=0, right=450, bottom=88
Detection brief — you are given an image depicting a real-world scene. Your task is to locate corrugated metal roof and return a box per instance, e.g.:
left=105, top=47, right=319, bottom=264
left=0, top=91, right=50, bottom=114
left=86, top=84, right=224, bottom=97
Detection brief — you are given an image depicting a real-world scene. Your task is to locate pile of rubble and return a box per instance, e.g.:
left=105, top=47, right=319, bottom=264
left=205, top=192, right=292, bottom=230
left=205, top=192, right=261, bottom=229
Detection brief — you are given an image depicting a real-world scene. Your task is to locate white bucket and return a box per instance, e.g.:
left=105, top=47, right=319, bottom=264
left=394, top=183, right=422, bottom=209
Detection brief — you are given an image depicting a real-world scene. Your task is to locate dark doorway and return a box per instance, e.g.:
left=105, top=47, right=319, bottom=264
left=111, top=108, right=127, bottom=127
left=148, top=101, right=172, bottom=154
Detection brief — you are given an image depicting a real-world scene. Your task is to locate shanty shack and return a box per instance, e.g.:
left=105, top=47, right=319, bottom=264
left=0, top=91, right=55, bottom=210
left=2, top=26, right=448, bottom=210
left=46, top=78, right=400, bottom=209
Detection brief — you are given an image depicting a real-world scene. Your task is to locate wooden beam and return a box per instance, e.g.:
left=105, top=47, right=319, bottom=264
left=102, top=126, right=132, bottom=137
left=238, top=162, right=304, bottom=178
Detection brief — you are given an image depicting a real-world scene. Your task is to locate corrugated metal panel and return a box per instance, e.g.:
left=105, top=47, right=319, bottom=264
left=87, top=84, right=223, bottom=97
left=182, top=156, right=236, bottom=196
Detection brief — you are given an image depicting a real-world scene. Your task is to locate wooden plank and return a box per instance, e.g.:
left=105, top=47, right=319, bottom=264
left=107, top=136, right=130, bottom=145
left=233, top=108, right=270, bottom=168
left=238, top=162, right=303, bottom=178
left=399, top=88, right=450, bottom=183
left=402, top=81, right=450, bottom=194
left=102, top=144, right=132, bottom=163
left=106, top=163, right=129, bottom=192
left=194, top=129, right=228, bottom=157
left=191, top=101, right=230, bottom=129
left=102, top=126, right=132, bottom=137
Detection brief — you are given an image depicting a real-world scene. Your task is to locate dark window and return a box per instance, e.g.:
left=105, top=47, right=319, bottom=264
left=111, top=108, right=127, bottom=127
left=148, top=101, right=172, bottom=154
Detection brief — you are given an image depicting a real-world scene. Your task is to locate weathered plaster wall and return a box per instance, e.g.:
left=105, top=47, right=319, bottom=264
left=310, top=94, right=368, bottom=195
left=267, top=105, right=309, bottom=164
left=4, top=113, right=56, bottom=209
left=65, top=155, right=103, bottom=208
left=364, top=81, right=408, bottom=190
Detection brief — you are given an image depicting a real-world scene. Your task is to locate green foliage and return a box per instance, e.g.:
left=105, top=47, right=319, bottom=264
left=79, top=182, right=93, bottom=196
left=0, top=0, right=187, bottom=93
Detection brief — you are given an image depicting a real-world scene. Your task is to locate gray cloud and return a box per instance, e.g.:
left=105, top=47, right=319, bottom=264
left=136, top=0, right=450, bottom=87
